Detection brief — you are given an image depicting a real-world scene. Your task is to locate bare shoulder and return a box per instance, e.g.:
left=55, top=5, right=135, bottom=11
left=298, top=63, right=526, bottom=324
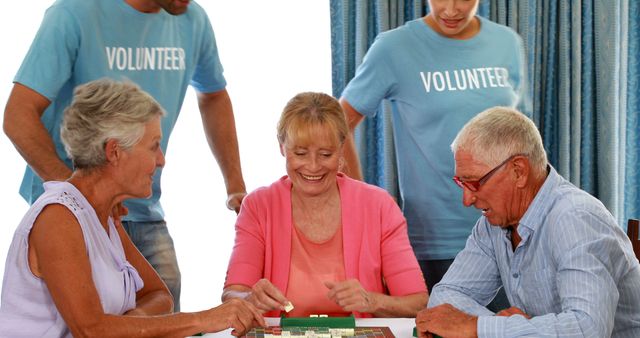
left=28, top=203, right=88, bottom=280
left=31, top=203, right=84, bottom=252
left=33, top=204, right=79, bottom=230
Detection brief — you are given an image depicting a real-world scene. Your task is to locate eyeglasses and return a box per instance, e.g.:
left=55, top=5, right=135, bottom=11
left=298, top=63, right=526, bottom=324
left=452, top=154, right=521, bottom=192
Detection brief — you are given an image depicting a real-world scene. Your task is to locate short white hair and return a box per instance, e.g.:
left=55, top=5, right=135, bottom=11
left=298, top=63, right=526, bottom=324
left=451, top=106, right=548, bottom=177
left=61, top=78, right=165, bottom=169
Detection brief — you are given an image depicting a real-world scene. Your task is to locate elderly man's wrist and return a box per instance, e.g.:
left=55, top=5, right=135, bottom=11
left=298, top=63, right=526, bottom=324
left=468, top=315, right=479, bottom=337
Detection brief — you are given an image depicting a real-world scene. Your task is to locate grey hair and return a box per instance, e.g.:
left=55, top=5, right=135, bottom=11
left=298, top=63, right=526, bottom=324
left=61, top=78, right=165, bottom=169
left=451, top=106, right=548, bottom=177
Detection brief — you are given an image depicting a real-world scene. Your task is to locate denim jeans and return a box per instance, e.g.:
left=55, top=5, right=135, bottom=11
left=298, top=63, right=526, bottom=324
left=122, top=220, right=181, bottom=312
left=419, top=259, right=510, bottom=313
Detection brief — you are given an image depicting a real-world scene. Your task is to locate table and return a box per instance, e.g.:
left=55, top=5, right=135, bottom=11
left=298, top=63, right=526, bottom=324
left=197, top=317, right=416, bottom=337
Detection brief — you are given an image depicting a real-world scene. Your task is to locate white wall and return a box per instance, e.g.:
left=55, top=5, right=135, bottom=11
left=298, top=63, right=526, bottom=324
left=0, top=1, right=331, bottom=312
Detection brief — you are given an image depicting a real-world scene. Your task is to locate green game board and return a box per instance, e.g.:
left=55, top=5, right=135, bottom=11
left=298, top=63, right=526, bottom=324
left=242, top=326, right=395, bottom=337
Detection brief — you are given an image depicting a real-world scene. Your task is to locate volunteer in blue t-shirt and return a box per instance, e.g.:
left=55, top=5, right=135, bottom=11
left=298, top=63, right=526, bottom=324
left=340, top=0, right=530, bottom=300
left=3, top=0, right=247, bottom=312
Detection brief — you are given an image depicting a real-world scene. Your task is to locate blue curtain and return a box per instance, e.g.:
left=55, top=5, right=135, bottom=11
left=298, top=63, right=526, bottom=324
left=330, top=0, right=638, bottom=227
left=627, top=1, right=640, bottom=224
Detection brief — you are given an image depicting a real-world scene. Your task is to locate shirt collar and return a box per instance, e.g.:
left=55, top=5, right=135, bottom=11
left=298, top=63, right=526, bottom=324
left=518, top=165, right=562, bottom=233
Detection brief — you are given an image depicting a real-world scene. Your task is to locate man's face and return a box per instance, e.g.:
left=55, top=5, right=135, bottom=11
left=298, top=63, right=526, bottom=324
left=152, top=0, right=190, bottom=15
left=454, top=149, right=520, bottom=227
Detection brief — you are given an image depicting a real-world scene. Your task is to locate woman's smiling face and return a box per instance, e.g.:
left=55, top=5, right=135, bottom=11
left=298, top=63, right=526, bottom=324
left=281, top=123, right=343, bottom=198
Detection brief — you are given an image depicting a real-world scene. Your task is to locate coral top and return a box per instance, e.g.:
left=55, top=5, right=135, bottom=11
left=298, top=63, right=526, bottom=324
left=224, top=174, right=426, bottom=317
left=286, top=224, right=349, bottom=317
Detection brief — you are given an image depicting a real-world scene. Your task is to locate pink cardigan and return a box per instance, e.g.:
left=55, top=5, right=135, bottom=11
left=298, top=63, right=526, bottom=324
left=224, top=174, right=426, bottom=317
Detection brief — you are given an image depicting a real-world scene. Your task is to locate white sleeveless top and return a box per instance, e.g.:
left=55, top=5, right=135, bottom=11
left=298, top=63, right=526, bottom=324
left=0, top=182, right=143, bottom=337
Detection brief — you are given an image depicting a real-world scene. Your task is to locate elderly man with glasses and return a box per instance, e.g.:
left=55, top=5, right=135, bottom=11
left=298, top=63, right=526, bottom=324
left=415, top=106, right=640, bottom=338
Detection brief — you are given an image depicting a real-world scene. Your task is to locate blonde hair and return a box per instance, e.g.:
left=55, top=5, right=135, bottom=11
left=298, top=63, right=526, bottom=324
left=277, top=92, right=348, bottom=147
left=61, top=78, right=165, bottom=169
left=451, top=106, right=548, bottom=177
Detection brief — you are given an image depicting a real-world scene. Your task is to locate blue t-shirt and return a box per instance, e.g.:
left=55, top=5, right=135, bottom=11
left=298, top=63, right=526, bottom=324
left=15, top=0, right=226, bottom=221
left=342, top=17, right=530, bottom=260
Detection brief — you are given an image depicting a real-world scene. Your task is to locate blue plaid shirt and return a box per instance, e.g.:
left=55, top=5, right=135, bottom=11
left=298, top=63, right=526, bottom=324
left=429, top=167, right=640, bottom=337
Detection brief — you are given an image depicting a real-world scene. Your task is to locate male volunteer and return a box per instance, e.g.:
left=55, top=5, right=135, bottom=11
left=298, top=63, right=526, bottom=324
left=3, top=0, right=246, bottom=311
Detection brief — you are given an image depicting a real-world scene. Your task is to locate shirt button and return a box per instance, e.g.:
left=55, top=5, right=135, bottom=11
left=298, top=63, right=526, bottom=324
left=512, top=273, right=519, bottom=278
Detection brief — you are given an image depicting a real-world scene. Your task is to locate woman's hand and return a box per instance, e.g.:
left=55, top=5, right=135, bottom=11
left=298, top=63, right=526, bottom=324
left=324, top=279, right=377, bottom=313
left=245, top=279, right=290, bottom=313
left=202, top=298, right=266, bottom=337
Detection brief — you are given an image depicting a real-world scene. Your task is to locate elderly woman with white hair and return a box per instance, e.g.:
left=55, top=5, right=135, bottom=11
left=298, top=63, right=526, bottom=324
left=0, top=78, right=265, bottom=337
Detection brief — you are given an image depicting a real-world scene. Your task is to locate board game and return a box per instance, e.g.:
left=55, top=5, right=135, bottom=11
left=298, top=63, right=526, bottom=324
left=242, top=315, right=395, bottom=337
left=241, top=326, right=395, bottom=337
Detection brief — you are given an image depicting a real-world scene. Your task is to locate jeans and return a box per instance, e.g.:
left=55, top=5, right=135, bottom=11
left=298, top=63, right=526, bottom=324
left=419, top=259, right=510, bottom=313
left=122, top=220, right=181, bottom=312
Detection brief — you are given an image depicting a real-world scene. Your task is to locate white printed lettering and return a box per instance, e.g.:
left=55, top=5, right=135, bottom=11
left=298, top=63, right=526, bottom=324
left=116, top=47, right=127, bottom=70
left=486, top=68, right=497, bottom=87
left=453, top=70, right=467, bottom=90
left=476, top=68, right=488, bottom=87
left=419, top=67, right=512, bottom=94
left=420, top=71, right=431, bottom=92
left=433, top=72, right=445, bottom=91
left=444, top=71, right=457, bottom=91
left=145, top=48, right=155, bottom=70
left=178, top=48, right=186, bottom=70
left=106, top=47, right=116, bottom=70
left=104, top=46, right=186, bottom=71
left=163, top=48, right=171, bottom=70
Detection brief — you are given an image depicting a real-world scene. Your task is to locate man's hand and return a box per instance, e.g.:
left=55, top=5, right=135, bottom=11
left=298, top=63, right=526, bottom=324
left=416, top=303, right=478, bottom=338
left=496, top=306, right=530, bottom=319
left=111, top=202, right=128, bottom=227
left=226, top=192, right=247, bottom=214
left=325, top=279, right=376, bottom=313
